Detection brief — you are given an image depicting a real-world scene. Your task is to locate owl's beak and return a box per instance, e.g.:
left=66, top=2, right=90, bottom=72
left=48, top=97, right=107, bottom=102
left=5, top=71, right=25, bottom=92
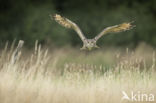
left=88, top=47, right=92, bottom=51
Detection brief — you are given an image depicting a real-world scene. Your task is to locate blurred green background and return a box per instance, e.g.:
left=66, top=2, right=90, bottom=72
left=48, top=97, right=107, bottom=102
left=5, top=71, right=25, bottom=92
left=0, top=0, right=156, bottom=48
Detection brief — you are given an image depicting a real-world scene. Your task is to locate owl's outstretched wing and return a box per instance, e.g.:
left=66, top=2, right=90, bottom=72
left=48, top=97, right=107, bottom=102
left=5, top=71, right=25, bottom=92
left=94, top=22, right=135, bottom=41
left=51, top=14, right=86, bottom=43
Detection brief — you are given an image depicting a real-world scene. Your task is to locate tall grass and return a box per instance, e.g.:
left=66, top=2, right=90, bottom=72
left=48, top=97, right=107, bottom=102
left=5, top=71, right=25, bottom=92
left=0, top=42, right=156, bottom=103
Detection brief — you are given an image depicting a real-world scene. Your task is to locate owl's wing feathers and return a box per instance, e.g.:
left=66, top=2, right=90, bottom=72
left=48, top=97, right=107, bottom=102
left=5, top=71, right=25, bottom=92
left=52, top=14, right=86, bottom=42
left=94, top=22, right=135, bottom=41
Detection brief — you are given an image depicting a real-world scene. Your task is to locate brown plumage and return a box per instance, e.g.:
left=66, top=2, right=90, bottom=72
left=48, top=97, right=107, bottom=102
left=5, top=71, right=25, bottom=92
left=51, top=14, right=135, bottom=50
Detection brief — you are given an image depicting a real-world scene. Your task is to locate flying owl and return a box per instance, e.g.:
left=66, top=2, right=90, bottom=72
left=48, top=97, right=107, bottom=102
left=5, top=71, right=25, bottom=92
left=51, top=14, right=135, bottom=50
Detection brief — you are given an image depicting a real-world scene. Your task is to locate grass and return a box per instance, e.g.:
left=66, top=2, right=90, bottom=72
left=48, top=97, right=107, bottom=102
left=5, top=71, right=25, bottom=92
left=0, top=42, right=156, bottom=103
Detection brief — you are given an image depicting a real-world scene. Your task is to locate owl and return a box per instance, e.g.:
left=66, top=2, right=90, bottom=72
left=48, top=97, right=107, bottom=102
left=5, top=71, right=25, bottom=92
left=51, top=14, right=135, bottom=50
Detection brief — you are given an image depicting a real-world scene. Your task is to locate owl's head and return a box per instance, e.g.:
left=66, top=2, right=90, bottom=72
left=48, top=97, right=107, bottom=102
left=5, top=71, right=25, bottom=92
left=81, top=39, right=99, bottom=50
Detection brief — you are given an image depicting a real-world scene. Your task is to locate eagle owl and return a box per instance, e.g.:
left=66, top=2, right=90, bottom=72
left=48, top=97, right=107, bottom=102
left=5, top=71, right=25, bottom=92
left=51, top=14, right=135, bottom=50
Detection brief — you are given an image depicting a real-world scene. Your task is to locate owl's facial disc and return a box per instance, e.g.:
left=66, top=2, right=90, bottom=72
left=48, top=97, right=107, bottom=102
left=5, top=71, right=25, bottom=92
left=81, top=39, right=99, bottom=50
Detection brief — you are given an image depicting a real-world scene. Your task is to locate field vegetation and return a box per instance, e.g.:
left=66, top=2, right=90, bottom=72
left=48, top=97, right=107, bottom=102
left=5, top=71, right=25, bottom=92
left=0, top=41, right=155, bottom=103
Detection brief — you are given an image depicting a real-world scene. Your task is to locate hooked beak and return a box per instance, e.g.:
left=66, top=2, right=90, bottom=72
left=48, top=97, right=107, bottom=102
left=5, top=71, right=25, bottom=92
left=88, top=47, right=92, bottom=51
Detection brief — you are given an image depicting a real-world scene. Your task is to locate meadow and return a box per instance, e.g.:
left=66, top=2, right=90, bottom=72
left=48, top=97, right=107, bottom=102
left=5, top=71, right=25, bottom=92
left=0, top=41, right=156, bottom=103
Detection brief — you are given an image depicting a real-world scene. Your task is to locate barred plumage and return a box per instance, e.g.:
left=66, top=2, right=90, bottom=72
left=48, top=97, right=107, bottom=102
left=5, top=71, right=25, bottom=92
left=53, top=14, right=72, bottom=28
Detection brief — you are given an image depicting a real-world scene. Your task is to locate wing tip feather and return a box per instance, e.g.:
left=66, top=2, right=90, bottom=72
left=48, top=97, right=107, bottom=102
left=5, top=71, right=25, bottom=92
left=51, top=14, right=72, bottom=28
left=110, top=21, right=135, bottom=32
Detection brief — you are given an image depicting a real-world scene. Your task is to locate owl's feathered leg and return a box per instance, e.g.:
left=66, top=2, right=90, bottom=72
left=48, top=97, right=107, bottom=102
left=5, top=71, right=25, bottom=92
left=80, top=46, right=86, bottom=50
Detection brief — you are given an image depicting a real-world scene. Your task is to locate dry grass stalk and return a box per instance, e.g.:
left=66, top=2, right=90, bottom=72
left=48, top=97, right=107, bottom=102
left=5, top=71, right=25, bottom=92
left=11, top=40, right=24, bottom=64
left=0, top=42, right=155, bottom=103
